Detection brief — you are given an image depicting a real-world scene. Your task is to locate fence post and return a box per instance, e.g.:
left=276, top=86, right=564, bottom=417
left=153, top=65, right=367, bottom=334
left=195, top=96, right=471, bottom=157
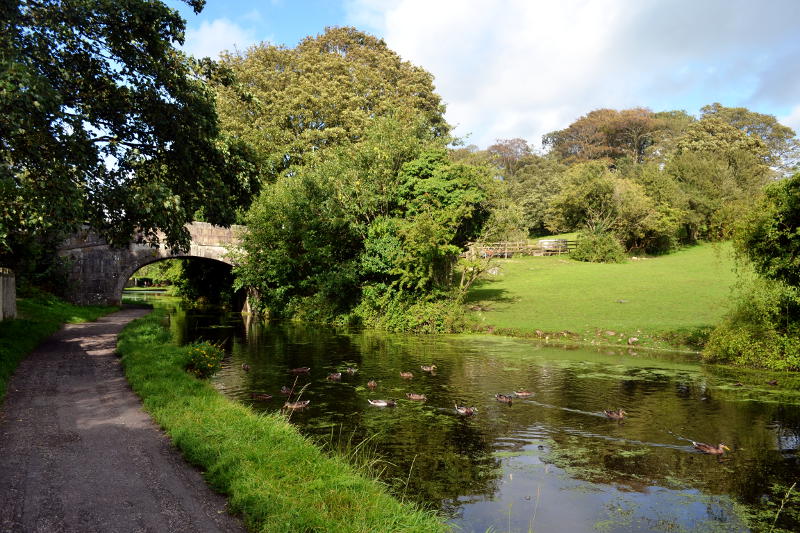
left=0, top=268, right=17, bottom=321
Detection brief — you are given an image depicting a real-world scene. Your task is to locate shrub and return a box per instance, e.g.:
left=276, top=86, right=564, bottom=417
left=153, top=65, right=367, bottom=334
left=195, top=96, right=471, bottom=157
left=704, top=276, right=800, bottom=370
left=185, top=341, right=225, bottom=378
left=570, top=228, right=627, bottom=263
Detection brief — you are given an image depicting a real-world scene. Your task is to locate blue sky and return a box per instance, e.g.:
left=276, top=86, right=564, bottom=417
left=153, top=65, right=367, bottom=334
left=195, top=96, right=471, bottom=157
left=168, top=0, right=800, bottom=149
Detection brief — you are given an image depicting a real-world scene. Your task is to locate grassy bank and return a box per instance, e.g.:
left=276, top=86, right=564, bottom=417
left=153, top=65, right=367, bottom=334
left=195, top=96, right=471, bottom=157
left=466, top=243, right=737, bottom=351
left=0, top=293, right=117, bottom=402
left=117, top=310, right=446, bottom=533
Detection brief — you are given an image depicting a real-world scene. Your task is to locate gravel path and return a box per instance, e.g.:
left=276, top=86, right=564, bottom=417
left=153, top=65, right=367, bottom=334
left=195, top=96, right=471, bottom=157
left=0, top=307, right=245, bottom=533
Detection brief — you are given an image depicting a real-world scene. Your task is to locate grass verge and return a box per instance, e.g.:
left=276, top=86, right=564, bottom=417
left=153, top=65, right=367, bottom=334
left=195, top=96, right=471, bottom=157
left=466, top=242, right=737, bottom=351
left=0, top=293, right=117, bottom=402
left=117, top=309, right=446, bottom=533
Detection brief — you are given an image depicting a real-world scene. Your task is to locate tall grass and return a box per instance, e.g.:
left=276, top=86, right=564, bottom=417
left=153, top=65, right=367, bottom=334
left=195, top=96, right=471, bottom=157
left=117, top=310, right=447, bottom=533
left=0, top=293, right=116, bottom=402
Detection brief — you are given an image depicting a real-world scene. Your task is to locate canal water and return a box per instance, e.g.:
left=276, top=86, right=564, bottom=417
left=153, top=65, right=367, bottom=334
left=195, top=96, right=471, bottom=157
left=125, top=292, right=800, bottom=532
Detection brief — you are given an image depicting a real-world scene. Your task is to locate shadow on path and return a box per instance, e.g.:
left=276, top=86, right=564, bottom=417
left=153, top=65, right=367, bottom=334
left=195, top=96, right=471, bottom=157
left=0, top=307, right=244, bottom=533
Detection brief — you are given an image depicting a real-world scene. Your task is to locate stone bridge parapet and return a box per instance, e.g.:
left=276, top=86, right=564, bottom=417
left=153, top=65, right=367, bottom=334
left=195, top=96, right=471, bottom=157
left=58, top=222, right=244, bottom=306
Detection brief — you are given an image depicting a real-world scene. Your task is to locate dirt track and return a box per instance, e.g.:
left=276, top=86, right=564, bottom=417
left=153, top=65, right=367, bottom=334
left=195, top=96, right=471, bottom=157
left=0, top=308, right=244, bottom=533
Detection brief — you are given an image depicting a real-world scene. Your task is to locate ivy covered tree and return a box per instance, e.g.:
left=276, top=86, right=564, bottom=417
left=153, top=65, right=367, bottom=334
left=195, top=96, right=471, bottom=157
left=1, top=0, right=257, bottom=274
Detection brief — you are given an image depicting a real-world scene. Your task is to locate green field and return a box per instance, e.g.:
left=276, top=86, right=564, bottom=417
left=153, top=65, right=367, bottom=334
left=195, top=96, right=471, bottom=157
left=465, top=243, right=738, bottom=350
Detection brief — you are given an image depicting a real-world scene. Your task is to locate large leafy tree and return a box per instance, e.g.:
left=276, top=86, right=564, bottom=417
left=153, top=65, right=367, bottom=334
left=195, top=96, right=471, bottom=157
left=1, top=0, right=255, bottom=270
left=701, top=103, right=799, bottom=173
left=213, top=26, right=449, bottom=183
left=543, top=108, right=667, bottom=164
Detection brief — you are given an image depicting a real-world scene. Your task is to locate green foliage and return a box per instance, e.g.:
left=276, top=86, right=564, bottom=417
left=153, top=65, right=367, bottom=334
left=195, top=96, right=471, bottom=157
left=184, top=341, right=225, bottom=379
left=0, top=294, right=115, bottom=403
left=570, top=227, right=627, bottom=264
left=701, top=102, right=799, bottom=174
left=117, top=310, right=447, bottom=532
left=214, top=26, right=448, bottom=184
left=705, top=173, right=800, bottom=370
left=735, top=173, right=800, bottom=287
left=235, top=117, right=509, bottom=328
left=704, top=275, right=800, bottom=370
left=1, top=0, right=257, bottom=267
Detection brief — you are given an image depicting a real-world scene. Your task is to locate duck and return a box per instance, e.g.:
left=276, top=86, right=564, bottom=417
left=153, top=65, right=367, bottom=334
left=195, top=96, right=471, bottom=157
left=279, top=386, right=293, bottom=395
left=283, top=400, right=310, bottom=410
left=241, top=363, right=250, bottom=371
left=514, top=390, right=533, bottom=398
left=420, top=365, right=437, bottom=372
left=455, top=404, right=477, bottom=416
left=327, top=372, right=342, bottom=381
left=250, top=393, right=272, bottom=401
left=692, top=442, right=731, bottom=455
left=289, top=367, right=311, bottom=374
left=495, top=394, right=513, bottom=404
left=406, top=393, right=427, bottom=401
left=767, top=379, right=778, bottom=386
left=368, top=399, right=396, bottom=407
left=345, top=367, right=358, bottom=375
left=367, top=380, right=378, bottom=390
left=400, top=371, right=414, bottom=380
left=603, top=408, right=626, bottom=420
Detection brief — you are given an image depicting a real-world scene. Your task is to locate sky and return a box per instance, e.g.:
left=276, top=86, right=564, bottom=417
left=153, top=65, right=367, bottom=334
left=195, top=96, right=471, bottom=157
left=169, top=0, right=800, bottom=150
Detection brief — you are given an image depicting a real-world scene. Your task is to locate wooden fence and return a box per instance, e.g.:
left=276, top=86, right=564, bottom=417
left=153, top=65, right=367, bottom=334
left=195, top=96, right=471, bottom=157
left=465, top=239, right=577, bottom=259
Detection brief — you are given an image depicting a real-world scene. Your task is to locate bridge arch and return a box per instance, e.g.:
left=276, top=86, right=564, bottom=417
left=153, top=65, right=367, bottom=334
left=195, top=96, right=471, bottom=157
left=58, top=222, right=243, bottom=306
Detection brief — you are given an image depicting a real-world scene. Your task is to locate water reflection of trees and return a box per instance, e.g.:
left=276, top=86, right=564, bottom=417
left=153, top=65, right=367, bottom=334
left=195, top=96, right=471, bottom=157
left=176, top=311, right=800, bottom=528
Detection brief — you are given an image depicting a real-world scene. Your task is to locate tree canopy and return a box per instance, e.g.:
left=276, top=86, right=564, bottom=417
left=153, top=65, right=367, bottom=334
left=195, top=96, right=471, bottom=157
left=1, top=0, right=255, bottom=270
left=213, top=26, right=449, bottom=184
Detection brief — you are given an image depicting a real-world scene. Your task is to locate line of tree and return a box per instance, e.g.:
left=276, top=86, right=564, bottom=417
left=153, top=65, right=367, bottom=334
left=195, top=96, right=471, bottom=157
left=5, top=1, right=799, bottom=345
left=457, top=104, right=797, bottom=262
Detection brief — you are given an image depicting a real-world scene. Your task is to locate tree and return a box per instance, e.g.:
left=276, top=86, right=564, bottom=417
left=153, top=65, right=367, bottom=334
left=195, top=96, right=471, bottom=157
left=214, top=27, right=448, bottom=184
left=234, top=117, right=511, bottom=328
left=486, top=138, right=534, bottom=178
left=543, top=108, right=666, bottom=164
left=735, top=173, right=800, bottom=287
left=701, top=103, right=799, bottom=173
left=1, top=0, right=255, bottom=272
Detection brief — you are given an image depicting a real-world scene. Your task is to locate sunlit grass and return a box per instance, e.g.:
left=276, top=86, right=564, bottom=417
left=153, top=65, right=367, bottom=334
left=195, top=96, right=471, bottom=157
left=466, top=242, right=737, bottom=350
left=0, top=295, right=116, bottom=402
left=117, top=310, right=447, bottom=533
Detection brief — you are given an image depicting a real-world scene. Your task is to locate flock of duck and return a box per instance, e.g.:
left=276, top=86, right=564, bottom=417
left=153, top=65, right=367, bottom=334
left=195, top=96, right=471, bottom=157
left=240, top=362, right=732, bottom=457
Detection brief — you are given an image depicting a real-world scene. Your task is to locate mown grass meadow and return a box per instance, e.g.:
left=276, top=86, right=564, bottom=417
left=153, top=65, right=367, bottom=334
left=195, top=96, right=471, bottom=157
left=466, top=243, right=738, bottom=350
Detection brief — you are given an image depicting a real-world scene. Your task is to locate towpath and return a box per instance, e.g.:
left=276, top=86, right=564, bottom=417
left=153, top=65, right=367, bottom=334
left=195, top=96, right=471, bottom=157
left=0, top=307, right=244, bottom=533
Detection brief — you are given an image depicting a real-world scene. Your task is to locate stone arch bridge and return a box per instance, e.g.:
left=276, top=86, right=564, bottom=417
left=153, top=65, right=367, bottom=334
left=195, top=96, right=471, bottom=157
left=58, top=222, right=244, bottom=306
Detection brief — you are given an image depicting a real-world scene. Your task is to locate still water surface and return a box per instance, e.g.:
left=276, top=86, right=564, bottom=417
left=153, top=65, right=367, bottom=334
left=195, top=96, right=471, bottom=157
left=127, top=293, right=800, bottom=532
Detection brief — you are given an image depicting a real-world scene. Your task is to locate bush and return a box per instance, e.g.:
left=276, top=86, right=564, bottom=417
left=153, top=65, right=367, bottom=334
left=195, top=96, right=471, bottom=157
left=184, top=341, right=225, bottom=378
left=355, top=285, right=468, bottom=333
left=704, top=276, right=800, bottom=370
left=570, top=229, right=627, bottom=263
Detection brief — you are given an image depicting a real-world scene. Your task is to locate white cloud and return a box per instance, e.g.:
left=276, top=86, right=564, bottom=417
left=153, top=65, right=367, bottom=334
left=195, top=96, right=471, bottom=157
left=184, top=19, right=258, bottom=59
left=346, top=0, right=800, bottom=149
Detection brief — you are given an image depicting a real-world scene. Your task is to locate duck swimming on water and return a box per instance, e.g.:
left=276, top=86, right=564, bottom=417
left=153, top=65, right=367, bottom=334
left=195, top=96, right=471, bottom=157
left=495, top=394, right=513, bottom=404
left=455, top=404, right=477, bottom=416
left=692, top=442, right=730, bottom=455
left=603, top=408, right=626, bottom=420
left=284, top=400, right=310, bottom=410
left=368, top=399, right=397, bottom=407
